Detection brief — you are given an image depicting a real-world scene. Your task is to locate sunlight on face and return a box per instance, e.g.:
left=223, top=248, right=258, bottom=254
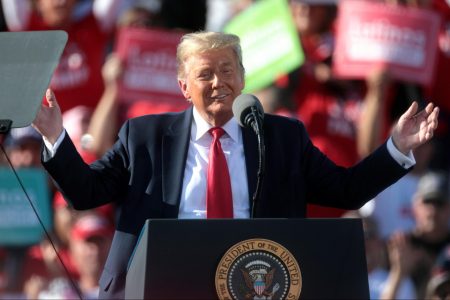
left=178, top=47, right=244, bottom=126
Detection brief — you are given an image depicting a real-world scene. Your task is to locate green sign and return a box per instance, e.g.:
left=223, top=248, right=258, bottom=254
left=224, top=0, right=304, bottom=93
left=0, top=168, right=52, bottom=245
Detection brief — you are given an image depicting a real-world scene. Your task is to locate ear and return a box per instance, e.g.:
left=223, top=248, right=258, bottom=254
left=239, top=72, right=245, bottom=92
left=178, top=79, right=190, bottom=100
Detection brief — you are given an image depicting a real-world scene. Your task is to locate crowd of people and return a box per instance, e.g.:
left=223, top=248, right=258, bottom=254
left=0, top=0, right=448, bottom=299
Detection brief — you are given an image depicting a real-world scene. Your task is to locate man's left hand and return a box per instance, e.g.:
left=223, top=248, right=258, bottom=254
left=392, top=101, right=439, bottom=155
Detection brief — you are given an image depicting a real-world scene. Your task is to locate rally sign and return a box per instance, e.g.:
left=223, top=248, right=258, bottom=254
left=0, top=168, right=51, bottom=245
left=333, top=0, right=441, bottom=86
left=224, top=0, right=304, bottom=93
left=115, top=27, right=186, bottom=107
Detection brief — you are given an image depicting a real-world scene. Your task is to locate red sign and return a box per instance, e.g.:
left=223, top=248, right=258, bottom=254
left=115, top=27, right=186, bottom=106
left=333, top=0, right=441, bottom=86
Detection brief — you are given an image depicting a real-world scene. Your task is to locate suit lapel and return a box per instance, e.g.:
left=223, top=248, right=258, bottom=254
left=162, top=107, right=192, bottom=208
left=242, top=127, right=258, bottom=208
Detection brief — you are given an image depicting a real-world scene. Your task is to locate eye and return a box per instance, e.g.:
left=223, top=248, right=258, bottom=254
left=223, top=67, right=233, bottom=74
left=198, top=70, right=212, bottom=79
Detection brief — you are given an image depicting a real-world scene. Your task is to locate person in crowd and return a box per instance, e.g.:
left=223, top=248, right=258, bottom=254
left=0, top=125, right=112, bottom=297
left=426, top=244, right=450, bottom=300
left=84, top=3, right=166, bottom=158
left=1, top=0, right=132, bottom=113
left=31, top=31, right=439, bottom=298
left=86, top=2, right=205, bottom=157
left=380, top=228, right=419, bottom=299
left=421, top=0, right=450, bottom=172
left=2, top=126, right=42, bottom=169
left=21, top=188, right=116, bottom=299
left=24, top=212, right=114, bottom=299
left=61, top=105, right=98, bottom=163
left=372, top=0, right=450, bottom=173
left=387, top=171, right=450, bottom=298
left=360, top=140, right=436, bottom=240
left=69, top=213, right=113, bottom=299
left=344, top=210, right=417, bottom=299
left=264, top=0, right=392, bottom=218
left=0, top=126, right=55, bottom=297
left=356, top=0, right=450, bottom=244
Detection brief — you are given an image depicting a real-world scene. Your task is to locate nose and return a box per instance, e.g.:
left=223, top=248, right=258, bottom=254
left=211, top=73, right=224, bottom=88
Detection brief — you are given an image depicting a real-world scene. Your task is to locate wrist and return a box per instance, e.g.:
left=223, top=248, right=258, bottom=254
left=391, top=135, right=409, bottom=155
left=46, top=127, right=64, bottom=145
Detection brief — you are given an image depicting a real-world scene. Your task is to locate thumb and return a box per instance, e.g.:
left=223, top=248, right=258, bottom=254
left=45, top=89, right=59, bottom=109
left=401, top=101, right=418, bottom=120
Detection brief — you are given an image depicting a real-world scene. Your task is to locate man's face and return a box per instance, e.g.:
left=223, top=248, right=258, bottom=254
left=70, top=235, right=111, bottom=277
left=178, top=47, right=244, bottom=127
left=290, top=3, right=335, bottom=36
left=414, top=198, right=450, bottom=233
left=36, top=0, right=77, bottom=28
left=8, top=140, right=42, bottom=168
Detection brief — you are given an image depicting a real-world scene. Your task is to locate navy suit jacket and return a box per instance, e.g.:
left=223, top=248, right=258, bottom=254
left=43, top=107, right=408, bottom=298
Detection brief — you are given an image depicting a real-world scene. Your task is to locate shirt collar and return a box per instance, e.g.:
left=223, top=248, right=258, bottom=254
left=192, top=106, right=240, bottom=143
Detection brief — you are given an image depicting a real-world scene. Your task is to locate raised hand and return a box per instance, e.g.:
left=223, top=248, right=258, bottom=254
left=32, top=89, right=63, bottom=145
left=391, top=101, right=439, bottom=155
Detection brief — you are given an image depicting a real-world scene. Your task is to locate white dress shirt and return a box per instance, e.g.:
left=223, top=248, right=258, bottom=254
left=178, top=107, right=249, bottom=218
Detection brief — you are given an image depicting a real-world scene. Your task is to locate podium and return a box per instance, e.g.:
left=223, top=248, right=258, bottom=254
left=125, top=218, right=369, bottom=299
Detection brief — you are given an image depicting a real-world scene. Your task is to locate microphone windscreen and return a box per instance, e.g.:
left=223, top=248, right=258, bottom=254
left=232, top=94, right=264, bottom=127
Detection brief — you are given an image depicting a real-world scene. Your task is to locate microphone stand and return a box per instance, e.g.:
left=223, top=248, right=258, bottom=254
left=249, top=107, right=265, bottom=218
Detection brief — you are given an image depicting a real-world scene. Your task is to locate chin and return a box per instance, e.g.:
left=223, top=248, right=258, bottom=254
left=211, top=101, right=231, bottom=111
left=208, top=107, right=232, bottom=123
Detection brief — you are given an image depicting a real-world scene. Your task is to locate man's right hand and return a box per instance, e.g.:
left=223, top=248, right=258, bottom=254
left=32, top=89, right=63, bottom=145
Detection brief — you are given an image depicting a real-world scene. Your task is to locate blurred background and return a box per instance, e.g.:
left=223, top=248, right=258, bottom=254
left=0, top=0, right=449, bottom=299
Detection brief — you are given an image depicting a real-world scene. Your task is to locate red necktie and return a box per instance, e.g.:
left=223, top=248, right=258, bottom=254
left=206, top=127, right=233, bottom=218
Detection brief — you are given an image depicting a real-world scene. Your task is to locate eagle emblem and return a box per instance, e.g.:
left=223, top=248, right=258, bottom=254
left=215, top=239, right=301, bottom=299
left=241, top=260, right=280, bottom=299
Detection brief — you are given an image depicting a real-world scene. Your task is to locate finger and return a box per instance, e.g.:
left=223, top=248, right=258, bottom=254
left=427, top=106, right=440, bottom=127
left=45, top=89, right=59, bottom=109
left=422, top=107, right=439, bottom=139
left=425, top=108, right=439, bottom=136
left=401, top=101, right=418, bottom=120
left=424, top=124, right=433, bottom=141
left=424, top=102, right=434, bottom=115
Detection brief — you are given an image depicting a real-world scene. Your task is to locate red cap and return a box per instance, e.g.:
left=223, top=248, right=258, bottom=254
left=71, top=214, right=114, bottom=240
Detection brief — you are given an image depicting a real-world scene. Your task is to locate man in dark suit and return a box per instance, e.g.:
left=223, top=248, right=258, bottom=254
left=32, top=31, right=439, bottom=299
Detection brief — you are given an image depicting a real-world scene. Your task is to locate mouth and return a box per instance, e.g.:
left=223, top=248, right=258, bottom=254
left=210, top=94, right=229, bottom=101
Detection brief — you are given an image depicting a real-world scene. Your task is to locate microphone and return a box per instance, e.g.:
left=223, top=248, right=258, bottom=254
left=232, top=94, right=264, bottom=133
left=232, top=94, right=265, bottom=218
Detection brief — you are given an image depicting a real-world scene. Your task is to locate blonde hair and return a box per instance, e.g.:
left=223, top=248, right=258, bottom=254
left=176, top=31, right=245, bottom=79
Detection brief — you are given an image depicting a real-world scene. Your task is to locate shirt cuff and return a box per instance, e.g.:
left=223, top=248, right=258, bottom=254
left=387, top=137, right=416, bottom=169
left=43, top=130, right=66, bottom=158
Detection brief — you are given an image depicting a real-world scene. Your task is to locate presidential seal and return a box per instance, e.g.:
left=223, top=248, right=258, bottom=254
left=215, top=238, right=302, bottom=300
